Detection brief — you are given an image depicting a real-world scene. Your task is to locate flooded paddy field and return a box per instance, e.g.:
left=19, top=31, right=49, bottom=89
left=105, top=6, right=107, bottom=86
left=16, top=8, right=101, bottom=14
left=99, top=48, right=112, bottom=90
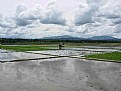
left=0, top=47, right=121, bottom=91
left=0, top=49, right=55, bottom=62
left=28, top=47, right=120, bottom=57
left=0, top=58, right=121, bottom=91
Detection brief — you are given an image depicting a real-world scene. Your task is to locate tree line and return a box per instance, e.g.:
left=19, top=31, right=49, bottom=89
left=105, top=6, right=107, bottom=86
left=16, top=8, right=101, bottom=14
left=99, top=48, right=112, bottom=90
left=0, top=38, right=121, bottom=45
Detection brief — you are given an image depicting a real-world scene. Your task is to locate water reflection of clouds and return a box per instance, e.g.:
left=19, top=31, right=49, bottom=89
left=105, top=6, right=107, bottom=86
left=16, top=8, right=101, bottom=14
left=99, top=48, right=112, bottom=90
left=0, top=50, right=52, bottom=61
left=0, top=58, right=121, bottom=91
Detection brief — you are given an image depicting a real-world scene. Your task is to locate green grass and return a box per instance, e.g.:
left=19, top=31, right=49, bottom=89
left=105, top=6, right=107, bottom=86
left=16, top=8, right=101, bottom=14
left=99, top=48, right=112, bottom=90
left=86, top=52, right=121, bottom=62
left=0, top=45, right=56, bottom=52
left=65, top=43, right=121, bottom=47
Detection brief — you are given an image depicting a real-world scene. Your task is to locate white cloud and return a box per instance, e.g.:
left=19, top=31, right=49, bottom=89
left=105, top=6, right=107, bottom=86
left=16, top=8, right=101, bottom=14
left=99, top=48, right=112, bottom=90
left=73, top=0, right=121, bottom=38
left=74, top=0, right=100, bottom=26
left=112, top=18, right=121, bottom=24
left=97, top=3, right=121, bottom=19
left=0, top=14, right=16, bottom=28
left=1, top=0, right=121, bottom=39
left=13, top=1, right=66, bottom=27
left=14, top=4, right=42, bottom=26
left=41, top=0, right=66, bottom=25
left=74, top=3, right=91, bottom=25
left=114, top=24, right=121, bottom=33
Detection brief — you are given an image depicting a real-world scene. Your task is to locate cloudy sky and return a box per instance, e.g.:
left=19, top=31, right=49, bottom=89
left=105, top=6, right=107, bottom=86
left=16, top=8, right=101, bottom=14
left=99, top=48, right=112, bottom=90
left=0, top=0, right=121, bottom=39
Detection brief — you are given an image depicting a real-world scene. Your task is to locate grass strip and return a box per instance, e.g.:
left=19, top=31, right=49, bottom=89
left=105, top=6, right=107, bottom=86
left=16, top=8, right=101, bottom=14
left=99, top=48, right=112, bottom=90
left=0, top=45, right=56, bottom=52
left=85, top=52, right=121, bottom=62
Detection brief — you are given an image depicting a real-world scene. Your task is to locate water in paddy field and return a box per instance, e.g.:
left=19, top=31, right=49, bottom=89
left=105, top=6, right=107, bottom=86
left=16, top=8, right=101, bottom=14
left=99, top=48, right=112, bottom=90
left=0, top=47, right=121, bottom=91
left=0, top=58, right=121, bottom=91
left=0, top=49, right=54, bottom=62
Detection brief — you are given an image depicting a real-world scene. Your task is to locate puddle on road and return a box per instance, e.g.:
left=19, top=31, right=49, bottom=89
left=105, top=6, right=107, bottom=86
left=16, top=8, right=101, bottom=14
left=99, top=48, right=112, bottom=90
left=0, top=58, right=121, bottom=91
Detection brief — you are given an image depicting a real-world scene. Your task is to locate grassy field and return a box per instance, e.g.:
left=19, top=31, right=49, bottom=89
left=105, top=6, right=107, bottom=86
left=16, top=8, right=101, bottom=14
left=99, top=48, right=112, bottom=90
left=86, top=52, right=121, bottom=62
left=0, top=45, right=57, bottom=51
left=65, top=43, right=121, bottom=47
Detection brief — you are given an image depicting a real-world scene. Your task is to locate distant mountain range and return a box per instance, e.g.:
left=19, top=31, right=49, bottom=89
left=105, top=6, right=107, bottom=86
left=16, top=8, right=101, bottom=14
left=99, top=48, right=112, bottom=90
left=88, top=36, right=120, bottom=40
left=43, top=35, right=85, bottom=40
left=42, top=35, right=121, bottom=41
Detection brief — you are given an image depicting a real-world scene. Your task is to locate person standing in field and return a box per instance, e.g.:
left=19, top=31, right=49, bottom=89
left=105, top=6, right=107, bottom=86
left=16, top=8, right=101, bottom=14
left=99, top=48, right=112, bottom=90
left=58, top=43, right=64, bottom=49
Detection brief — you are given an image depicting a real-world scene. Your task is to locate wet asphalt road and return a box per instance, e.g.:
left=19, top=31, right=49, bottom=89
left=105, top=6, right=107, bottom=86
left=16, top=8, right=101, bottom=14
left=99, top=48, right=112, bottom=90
left=0, top=58, right=121, bottom=91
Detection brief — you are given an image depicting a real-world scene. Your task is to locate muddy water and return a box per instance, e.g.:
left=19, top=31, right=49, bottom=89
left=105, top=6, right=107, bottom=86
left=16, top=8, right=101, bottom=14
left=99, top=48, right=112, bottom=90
left=0, top=58, right=121, bottom=91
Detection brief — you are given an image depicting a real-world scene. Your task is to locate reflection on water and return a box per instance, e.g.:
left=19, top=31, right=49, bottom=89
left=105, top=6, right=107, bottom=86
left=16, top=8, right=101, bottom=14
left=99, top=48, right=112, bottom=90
left=1, top=46, right=120, bottom=62
left=0, top=50, right=53, bottom=61
left=0, top=58, right=121, bottom=91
